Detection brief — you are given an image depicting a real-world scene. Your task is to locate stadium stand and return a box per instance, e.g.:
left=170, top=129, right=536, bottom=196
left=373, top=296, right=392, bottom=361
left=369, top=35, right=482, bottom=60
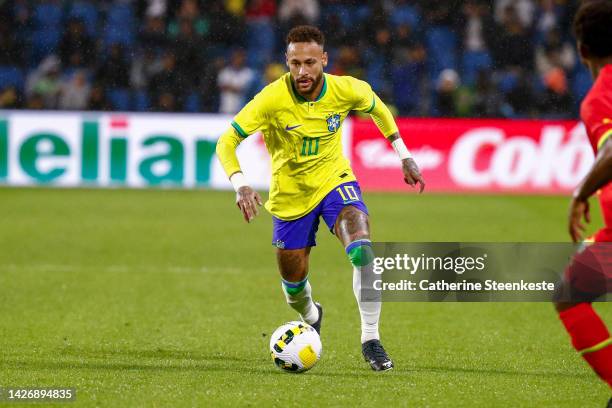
left=0, top=0, right=588, bottom=118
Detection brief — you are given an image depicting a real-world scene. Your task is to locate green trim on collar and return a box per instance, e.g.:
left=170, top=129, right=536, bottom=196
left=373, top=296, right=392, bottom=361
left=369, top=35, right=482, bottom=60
left=315, top=75, right=327, bottom=101
left=290, top=79, right=308, bottom=102
left=290, top=74, right=327, bottom=103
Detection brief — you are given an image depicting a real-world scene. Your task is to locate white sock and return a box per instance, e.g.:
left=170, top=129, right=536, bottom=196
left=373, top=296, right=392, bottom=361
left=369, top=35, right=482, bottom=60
left=353, top=265, right=381, bottom=343
left=282, top=278, right=319, bottom=325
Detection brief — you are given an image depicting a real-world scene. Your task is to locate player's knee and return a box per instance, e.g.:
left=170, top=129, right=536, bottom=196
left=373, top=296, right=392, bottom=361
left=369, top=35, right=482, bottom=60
left=346, top=239, right=374, bottom=267
left=552, top=280, right=564, bottom=306
left=339, top=204, right=366, bottom=219
left=552, top=279, right=591, bottom=312
left=552, top=279, right=573, bottom=310
left=277, top=248, right=309, bottom=283
left=336, top=205, right=369, bottom=238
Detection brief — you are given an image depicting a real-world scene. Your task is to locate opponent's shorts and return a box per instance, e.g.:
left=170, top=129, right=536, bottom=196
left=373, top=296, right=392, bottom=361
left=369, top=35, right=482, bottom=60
left=271, top=181, right=368, bottom=250
left=554, top=238, right=612, bottom=303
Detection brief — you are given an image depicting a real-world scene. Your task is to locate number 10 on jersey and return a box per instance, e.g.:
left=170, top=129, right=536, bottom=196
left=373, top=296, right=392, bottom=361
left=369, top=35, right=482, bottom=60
left=301, top=137, right=319, bottom=156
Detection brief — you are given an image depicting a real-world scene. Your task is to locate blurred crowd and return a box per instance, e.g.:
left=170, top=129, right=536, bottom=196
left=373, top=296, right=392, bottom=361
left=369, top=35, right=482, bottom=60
left=0, top=0, right=590, bottom=118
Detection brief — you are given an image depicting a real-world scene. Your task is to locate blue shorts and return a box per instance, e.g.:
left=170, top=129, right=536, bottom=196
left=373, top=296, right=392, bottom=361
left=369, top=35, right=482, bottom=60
left=272, top=181, right=369, bottom=250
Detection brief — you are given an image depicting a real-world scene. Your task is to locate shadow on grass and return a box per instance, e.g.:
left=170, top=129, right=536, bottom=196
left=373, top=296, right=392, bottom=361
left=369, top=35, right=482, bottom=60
left=56, top=347, right=254, bottom=362
left=2, top=358, right=275, bottom=374
left=0, top=348, right=594, bottom=381
left=1, top=357, right=375, bottom=379
left=405, top=365, right=594, bottom=380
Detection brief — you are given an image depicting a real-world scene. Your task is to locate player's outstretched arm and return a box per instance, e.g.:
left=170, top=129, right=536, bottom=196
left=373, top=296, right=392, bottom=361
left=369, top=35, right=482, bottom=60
left=216, top=128, right=263, bottom=223
left=366, top=92, right=425, bottom=193
left=352, top=78, right=425, bottom=191
left=568, top=137, right=612, bottom=242
left=361, top=91, right=425, bottom=193
left=387, top=132, right=425, bottom=193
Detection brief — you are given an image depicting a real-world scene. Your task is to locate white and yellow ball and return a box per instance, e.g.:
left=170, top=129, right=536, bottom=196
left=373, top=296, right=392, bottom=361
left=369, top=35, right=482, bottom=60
left=269, top=321, right=322, bottom=373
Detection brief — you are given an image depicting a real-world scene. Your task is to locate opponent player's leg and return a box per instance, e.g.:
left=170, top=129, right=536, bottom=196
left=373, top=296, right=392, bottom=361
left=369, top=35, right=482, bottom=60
left=335, top=205, right=393, bottom=371
left=553, top=240, right=612, bottom=389
left=277, top=247, right=322, bottom=333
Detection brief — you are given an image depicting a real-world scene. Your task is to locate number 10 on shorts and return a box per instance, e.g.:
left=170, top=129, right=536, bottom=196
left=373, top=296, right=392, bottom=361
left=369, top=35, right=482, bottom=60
left=336, top=185, right=359, bottom=201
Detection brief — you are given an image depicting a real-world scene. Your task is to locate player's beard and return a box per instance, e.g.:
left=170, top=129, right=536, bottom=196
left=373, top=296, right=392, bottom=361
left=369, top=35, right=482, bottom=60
left=294, top=71, right=323, bottom=97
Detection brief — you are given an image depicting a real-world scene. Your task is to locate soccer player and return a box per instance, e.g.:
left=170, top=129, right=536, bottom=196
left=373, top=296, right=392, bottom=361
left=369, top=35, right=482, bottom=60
left=553, top=0, right=612, bottom=397
left=216, top=25, right=425, bottom=371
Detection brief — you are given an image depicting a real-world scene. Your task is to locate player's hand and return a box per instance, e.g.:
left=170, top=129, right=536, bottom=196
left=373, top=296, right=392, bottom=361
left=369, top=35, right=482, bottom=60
left=568, top=197, right=590, bottom=243
left=402, top=158, right=425, bottom=193
left=236, top=186, right=263, bottom=223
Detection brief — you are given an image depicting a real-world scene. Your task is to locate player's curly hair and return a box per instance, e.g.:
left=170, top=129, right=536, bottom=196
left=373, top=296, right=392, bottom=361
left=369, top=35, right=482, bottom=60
left=286, top=25, right=325, bottom=47
left=573, top=0, right=612, bottom=58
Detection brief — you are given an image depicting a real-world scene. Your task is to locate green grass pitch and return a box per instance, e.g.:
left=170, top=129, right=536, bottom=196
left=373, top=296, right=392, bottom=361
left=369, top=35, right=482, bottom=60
left=0, top=187, right=610, bottom=407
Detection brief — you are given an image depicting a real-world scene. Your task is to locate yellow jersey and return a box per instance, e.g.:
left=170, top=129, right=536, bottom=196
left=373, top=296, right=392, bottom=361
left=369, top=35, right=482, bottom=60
left=217, top=72, right=398, bottom=220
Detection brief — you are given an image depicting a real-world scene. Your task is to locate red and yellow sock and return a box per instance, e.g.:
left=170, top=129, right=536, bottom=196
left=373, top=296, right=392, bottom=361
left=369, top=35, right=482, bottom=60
left=559, top=302, right=612, bottom=388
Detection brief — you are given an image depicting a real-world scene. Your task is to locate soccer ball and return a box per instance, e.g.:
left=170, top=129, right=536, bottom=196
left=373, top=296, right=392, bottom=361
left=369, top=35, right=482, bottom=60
left=269, top=321, right=322, bottom=373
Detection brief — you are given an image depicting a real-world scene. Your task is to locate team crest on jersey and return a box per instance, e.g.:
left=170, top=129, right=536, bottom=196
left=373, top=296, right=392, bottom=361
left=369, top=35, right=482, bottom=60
left=326, top=113, right=341, bottom=133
